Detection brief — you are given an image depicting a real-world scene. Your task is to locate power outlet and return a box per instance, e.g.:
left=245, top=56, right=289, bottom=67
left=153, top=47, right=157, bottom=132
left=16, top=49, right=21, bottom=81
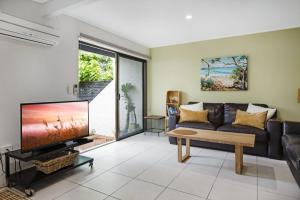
left=0, top=144, right=13, bottom=154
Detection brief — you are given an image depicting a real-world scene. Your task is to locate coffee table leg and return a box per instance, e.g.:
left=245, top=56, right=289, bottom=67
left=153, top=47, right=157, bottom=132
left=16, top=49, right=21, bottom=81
left=177, top=137, right=190, bottom=163
left=177, top=137, right=182, bottom=162
left=235, top=145, right=243, bottom=174
left=186, top=138, right=190, bottom=156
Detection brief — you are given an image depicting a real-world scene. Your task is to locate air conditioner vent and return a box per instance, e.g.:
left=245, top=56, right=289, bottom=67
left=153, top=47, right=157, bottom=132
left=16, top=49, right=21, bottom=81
left=0, top=12, right=60, bottom=46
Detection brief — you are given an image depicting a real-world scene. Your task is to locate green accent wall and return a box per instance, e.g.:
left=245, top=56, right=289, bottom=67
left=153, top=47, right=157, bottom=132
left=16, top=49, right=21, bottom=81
left=149, top=28, right=300, bottom=120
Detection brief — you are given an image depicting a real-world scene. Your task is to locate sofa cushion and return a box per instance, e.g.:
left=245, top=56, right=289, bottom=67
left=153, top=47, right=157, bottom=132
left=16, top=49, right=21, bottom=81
left=179, top=108, right=209, bottom=123
left=180, top=102, right=203, bottom=111
left=233, top=110, right=267, bottom=129
left=203, top=103, right=224, bottom=127
left=176, top=122, right=217, bottom=130
left=224, top=103, right=269, bottom=124
left=217, top=124, right=268, bottom=142
left=286, top=144, right=300, bottom=170
left=247, top=103, right=276, bottom=120
left=284, top=121, right=300, bottom=135
left=282, top=135, right=300, bottom=148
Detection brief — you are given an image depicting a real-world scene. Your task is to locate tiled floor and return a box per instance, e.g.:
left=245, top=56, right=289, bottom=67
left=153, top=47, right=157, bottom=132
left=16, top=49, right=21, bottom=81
left=28, top=133, right=299, bottom=200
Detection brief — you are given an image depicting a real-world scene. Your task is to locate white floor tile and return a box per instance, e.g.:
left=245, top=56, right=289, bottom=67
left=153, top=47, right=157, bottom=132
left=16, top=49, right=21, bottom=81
left=31, top=179, right=77, bottom=200
left=208, top=179, right=257, bottom=200
left=257, top=157, right=287, bottom=168
left=184, top=162, right=220, bottom=178
left=189, top=156, right=223, bottom=168
left=217, top=159, right=257, bottom=188
left=26, top=133, right=300, bottom=200
left=169, top=171, right=215, bottom=198
left=112, top=179, right=164, bottom=200
left=157, top=153, right=187, bottom=169
left=258, top=165, right=300, bottom=198
left=91, top=155, right=129, bottom=170
left=258, top=190, right=300, bottom=200
left=55, top=186, right=107, bottom=200
left=110, top=158, right=152, bottom=178
left=83, top=172, right=132, bottom=195
left=226, top=152, right=257, bottom=164
left=198, top=149, right=228, bottom=159
left=63, top=166, right=106, bottom=184
left=137, top=163, right=182, bottom=186
left=104, top=197, right=119, bottom=200
left=157, top=188, right=205, bottom=200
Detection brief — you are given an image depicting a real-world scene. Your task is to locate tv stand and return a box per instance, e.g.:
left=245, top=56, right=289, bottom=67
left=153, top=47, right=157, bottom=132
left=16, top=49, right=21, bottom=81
left=5, top=138, right=93, bottom=197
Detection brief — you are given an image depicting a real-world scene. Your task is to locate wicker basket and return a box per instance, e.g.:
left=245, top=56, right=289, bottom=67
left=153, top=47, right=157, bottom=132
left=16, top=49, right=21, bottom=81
left=33, top=150, right=79, bottom=174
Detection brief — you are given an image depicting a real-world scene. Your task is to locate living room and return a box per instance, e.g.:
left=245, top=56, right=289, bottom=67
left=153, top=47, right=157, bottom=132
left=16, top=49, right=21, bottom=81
left=0, top=0, right=300, bottom=200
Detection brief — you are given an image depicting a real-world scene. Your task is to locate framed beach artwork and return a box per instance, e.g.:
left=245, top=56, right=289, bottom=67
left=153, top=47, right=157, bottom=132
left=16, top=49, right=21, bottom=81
left=200, top=55, right=248, bottom=91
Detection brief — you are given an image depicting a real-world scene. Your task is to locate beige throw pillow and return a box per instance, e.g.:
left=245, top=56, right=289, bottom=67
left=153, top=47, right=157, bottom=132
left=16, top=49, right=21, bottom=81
left=233, top=109, right=267, bottom=129
left=179, top=108, right=209, bottom=123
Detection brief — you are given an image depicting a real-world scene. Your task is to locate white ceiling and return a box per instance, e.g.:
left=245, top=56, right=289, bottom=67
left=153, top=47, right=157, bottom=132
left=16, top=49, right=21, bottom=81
left=32, top=0, right=50, bottom=3
left=62, top=0, right=300, bottom=48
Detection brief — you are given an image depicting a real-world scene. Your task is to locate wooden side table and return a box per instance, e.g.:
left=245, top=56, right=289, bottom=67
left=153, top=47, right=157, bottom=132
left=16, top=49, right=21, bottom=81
left=144, top=115, right=166, bottom=136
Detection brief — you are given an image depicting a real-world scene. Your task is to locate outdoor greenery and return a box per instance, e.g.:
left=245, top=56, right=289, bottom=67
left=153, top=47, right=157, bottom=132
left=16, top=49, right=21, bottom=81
left=79, top=50, right=114, bottom=82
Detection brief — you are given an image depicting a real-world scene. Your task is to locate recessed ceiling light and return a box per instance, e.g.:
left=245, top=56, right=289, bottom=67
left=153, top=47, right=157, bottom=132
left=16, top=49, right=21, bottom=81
left=185, top=15, right=193, bottom=20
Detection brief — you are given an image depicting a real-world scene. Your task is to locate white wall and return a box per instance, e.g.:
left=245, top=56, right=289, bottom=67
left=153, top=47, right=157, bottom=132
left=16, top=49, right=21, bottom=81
left=0, top=0, right=149, bottom=150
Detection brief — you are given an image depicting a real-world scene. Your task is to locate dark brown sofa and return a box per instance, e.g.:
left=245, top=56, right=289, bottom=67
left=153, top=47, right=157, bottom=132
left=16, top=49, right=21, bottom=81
left=168, top=102, right=282, bottom=159
left=282, top=121, right=300, bottom=186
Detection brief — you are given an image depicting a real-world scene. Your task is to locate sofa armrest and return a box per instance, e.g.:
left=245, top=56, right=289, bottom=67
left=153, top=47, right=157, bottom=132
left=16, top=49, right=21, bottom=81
left=283, top=121, right=300, bottom=135
left=267, top=119, right=282, bottom=159
left=168, top=115, right=179, bottom=131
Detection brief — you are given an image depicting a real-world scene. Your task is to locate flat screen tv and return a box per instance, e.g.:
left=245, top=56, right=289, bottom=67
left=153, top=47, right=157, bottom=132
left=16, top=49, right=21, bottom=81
left=21, top=100, right=89, bottom=152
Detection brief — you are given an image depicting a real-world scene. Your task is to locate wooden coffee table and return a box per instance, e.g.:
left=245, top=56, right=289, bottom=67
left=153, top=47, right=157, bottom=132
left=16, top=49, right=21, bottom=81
left=167, top=127, right=255, bottom=174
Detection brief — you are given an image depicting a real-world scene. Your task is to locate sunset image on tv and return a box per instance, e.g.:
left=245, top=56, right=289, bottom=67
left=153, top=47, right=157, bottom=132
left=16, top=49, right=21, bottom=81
left=21, top=101, right=88, bottom=152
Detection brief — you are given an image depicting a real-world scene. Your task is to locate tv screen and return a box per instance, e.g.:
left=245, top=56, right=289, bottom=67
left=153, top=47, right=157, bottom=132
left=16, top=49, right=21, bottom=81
left=21, top=101, right=89, bottom=152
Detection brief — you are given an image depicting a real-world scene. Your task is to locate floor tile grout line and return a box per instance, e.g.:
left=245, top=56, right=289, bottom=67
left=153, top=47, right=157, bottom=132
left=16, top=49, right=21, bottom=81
left=109, top=146, right=176, bottom=180
left=205, top=154, right=226, bottom=199
left=109, top=145, right=203, bottom=199
left=74, top=142, right=159, bottom=184
left=80, top=183, right=125, bottom=197
left=53, top=138, right=163, bottom=199
left=50, top=184, right=85, bottom=200
left=153, top=158, right=189, bottom=200
left=54, top=184, right=110, bottom=200
left=153, top=148, right=205, bottom=200
left=108, top=146, right=180, bottom=199
left=29, top=135, right=296, bottom=200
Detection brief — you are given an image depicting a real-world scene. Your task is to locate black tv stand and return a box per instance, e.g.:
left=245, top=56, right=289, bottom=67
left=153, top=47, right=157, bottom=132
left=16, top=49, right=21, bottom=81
left=5, top=138, right=93, bottom=197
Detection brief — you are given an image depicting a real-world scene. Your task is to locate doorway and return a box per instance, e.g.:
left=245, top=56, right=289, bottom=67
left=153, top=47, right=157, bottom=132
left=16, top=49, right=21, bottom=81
left=117, top=54, right=146, bottom=139
left=78, top=41, right=146, bottom=149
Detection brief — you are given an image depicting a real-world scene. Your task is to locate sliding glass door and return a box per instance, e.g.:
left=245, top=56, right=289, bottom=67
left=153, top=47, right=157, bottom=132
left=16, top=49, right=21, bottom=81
left=117, top=54, right=146, bottom=139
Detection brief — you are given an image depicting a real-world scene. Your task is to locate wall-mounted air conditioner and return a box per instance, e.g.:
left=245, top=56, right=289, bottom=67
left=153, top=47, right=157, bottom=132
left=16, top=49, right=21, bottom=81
left=0, top=12, right=60, bottom=46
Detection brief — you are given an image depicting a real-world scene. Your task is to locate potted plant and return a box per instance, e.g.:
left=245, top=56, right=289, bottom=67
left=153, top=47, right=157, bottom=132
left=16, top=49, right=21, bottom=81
left=121, top=83, right=139, bottom=133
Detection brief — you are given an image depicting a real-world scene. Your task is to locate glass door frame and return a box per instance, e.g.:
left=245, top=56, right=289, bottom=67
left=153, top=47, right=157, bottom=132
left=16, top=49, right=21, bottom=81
left=78, top=39, right=147, bottom=142
left=115, top=53, right=147, bottom=141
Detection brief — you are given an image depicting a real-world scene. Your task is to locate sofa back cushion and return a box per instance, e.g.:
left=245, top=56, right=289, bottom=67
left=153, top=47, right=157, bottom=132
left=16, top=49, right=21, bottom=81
left=204, top=103, right=224, bottom=127
left=224, top=103, right=269, bottom=124
left=283, top=121, right=300, bottom=135
left=189, top=102, right=224, bottom=127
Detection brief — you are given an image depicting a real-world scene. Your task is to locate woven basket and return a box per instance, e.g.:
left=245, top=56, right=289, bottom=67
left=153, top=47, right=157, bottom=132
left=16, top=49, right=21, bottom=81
left=33, top=150, right=79, bottom=174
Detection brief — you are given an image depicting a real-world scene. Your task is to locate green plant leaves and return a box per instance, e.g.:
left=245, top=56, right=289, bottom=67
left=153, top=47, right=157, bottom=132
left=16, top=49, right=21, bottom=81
left=79, top=50, right=114, bottom=82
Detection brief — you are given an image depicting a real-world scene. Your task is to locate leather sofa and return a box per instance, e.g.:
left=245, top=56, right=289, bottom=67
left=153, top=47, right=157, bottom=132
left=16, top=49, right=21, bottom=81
left=168, top=103, right=282, bottom=159
left=282, top=121, right=300, bottom=186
